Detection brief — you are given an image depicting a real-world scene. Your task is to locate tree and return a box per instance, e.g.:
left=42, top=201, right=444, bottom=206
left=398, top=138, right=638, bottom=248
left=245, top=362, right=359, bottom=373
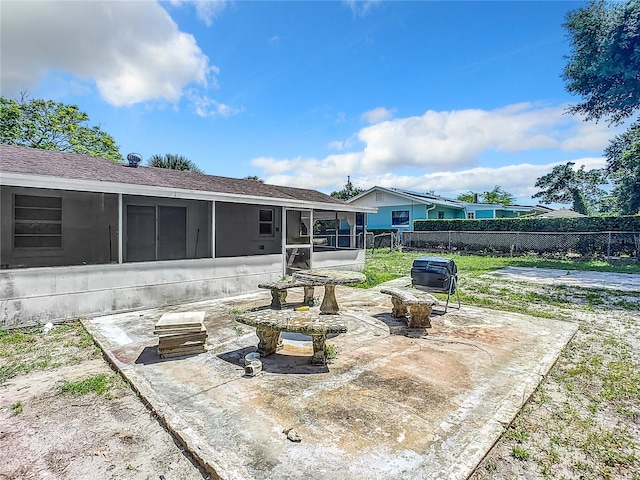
left=456, top=191, right=475, bottom=203
left=243, top=175, right=264, bottom=183
left=148, top=154, right=203, bottom=173
left=562, top=0, right=640, bottom=125
left=0, top=95, right=123, bottom=161
left=456, top=186, right=515, bottom=204
left=605, top=120, right=640, bottom=214
left=480, top=186, right=516, bottom=205
left=532, top=162, right=607, bottom=215
left=562, top=1, right=640, bottom=214
left=330, top=177, right=364, bottom=200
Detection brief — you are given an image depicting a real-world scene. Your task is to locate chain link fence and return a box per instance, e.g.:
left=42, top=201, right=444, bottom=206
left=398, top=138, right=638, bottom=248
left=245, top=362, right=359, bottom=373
left=398, top=231, right=640, bottom=258
left=365, top=231, right=401, bottom=252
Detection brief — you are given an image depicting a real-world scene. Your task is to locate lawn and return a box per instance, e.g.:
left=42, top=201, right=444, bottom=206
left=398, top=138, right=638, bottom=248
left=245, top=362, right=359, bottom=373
left=364, top=250, right=640, bottom=479
left=361, top=250, right=640, bottom=289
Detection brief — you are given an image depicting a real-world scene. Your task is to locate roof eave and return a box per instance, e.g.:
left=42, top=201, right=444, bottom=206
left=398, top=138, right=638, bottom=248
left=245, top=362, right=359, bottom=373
left=1, top=172, right=377, bottom=213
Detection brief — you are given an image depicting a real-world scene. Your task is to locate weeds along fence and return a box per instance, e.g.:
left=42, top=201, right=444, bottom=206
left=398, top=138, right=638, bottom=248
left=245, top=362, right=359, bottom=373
left=398, top=231, right=640, bottom=258
left=366, top=231, right=401, bottom=252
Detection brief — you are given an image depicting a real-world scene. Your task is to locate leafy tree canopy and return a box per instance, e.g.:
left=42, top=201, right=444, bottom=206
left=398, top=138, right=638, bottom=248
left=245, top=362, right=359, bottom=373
left=480, top=185, right=516, bottom=205
left=330, top=177, right=364, bottom=200
left=243, top=175, right=264, bottom=183
left=148, top=153, right=203, bottom=173
left=0, top=95, right=123, bottom=161
left=456, top=191, right=475, bottom=203
left=532, top=162, right=607, bottom=215
left=456, top=186, right=515, bottom=205
left=562, top=0, right=640, bottom=125
left=605, top=120, right=640, bottom=214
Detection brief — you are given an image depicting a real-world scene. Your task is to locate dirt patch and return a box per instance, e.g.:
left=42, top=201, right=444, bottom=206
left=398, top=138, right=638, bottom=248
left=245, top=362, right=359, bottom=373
left=466, top=274, right=640, bottom=480
left=0, top=322, right=208, bottom=480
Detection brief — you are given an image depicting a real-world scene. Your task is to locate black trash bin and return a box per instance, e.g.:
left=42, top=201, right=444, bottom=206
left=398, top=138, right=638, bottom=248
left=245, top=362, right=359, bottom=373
left=410, top=256, right=460, bottom=312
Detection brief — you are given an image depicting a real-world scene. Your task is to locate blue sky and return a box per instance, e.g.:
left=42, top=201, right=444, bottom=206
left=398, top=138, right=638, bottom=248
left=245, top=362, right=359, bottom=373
left=1, top=0, right=621, bottom=206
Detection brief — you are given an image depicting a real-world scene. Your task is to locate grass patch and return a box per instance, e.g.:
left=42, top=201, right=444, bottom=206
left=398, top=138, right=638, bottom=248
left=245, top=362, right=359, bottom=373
left=233, top=325, right=245, bottom=335
left=325, top=343, right=340, bottom=362
left=0, top=320, right=99, bottom=385
left=512, top=445, right=531, bottom=461
left=61, top=373, right=114, bottom=396
left=10, top=401, right=23, bottom=416
left=363, top=251, right=640, bottom=288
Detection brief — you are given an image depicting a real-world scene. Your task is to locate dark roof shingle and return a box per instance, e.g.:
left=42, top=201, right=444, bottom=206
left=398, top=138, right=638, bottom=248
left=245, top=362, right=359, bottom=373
left=0, top=145, right=347, bottom=206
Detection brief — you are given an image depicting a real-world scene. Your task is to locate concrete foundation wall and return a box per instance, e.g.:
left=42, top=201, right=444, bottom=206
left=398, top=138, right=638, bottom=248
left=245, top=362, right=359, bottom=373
left=312, top=249, right=366, bottom=271
left=0, top=255, right=283, bottom=328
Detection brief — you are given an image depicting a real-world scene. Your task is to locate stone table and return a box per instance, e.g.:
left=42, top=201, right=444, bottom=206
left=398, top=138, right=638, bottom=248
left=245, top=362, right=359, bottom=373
left=235, top=309, right=348, bottom=365
left=293, top=269, right=366, bottom=315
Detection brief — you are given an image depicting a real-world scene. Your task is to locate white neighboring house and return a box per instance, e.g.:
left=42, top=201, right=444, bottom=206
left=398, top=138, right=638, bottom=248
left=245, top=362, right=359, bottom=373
left=0, top=145, right=375, bottom=327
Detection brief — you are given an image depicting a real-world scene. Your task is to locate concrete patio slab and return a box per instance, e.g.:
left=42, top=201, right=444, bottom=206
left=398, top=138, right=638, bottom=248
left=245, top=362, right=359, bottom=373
left=485, top=266, right=640, bottom=292
left=83, top=280, right=577, bottom=480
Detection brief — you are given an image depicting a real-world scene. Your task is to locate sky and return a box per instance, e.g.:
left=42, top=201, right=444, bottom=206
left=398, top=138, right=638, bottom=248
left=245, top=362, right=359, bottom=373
left=0, top=0, right=623, bottom=206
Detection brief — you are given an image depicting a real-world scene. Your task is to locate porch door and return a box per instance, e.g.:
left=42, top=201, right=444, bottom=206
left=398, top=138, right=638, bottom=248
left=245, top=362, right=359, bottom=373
left=126, top=205, right=156, bottom=262
left=158, top=206, right=187, bottom=260
left=284, top=209, right=312, bottom=274
left=126, top=205, right=187, bottom=262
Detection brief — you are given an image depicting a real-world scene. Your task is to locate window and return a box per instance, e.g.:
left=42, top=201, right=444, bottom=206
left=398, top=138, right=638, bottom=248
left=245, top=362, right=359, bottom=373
left=259, top=209, right=274, bottom=235
left=467, top=212, right=475, bottom=219
left=14, top=194, right=62, bottom=248
left=437, top=211, right=445, bottom=219
left=126, top=205, right=187, bottom=262
left=391, top=210, right=410, bottom=226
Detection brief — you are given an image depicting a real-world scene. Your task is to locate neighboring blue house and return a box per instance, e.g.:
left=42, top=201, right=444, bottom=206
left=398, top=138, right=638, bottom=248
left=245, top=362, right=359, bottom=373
left=347, top=186, right=537, bottom=230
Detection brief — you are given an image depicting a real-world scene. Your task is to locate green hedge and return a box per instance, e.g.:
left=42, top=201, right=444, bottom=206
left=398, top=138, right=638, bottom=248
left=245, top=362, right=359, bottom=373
left=413, top=216, right=640, bottom=232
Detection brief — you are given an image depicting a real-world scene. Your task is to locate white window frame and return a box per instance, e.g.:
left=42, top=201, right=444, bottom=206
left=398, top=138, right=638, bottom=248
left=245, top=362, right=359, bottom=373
left=259, top=208, right=275, bottom=236
left=391, top=210, right=410, bottom=226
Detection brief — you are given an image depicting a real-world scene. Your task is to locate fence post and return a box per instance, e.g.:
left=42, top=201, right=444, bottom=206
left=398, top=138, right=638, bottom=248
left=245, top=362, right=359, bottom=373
left=448, top=231, right=451, bottom=252
left=515, top=232, right=519, bottom=256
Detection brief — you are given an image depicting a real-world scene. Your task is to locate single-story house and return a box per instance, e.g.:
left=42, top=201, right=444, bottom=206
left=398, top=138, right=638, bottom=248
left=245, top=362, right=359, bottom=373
left=347, top=186, right=538, bottom=230
left=0, top=145, right=375, bottom=327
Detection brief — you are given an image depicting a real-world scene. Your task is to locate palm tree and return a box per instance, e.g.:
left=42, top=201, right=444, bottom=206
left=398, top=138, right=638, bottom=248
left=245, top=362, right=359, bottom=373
left=148, top=154, right=203, bottom=173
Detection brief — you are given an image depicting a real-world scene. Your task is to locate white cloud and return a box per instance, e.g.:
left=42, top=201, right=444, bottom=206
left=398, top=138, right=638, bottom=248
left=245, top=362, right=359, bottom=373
left=251, top=103, right=614, bottom=188
left=187, top=90, right=243, bottom=118
left=361, top=107, right=395, bottom=124
left=257, top=157, right=607, bottom=204
left=250, top=102, right=614, bottom=204
left=1, top=1, right=216, bottom=107
left=354, top=158, right=608, bottom=203
left=356, top=102, right=613, bottom=172
left=343, top=0, right=381, bottom=16
left=253, top=153, right=363, bottom=189
left=169, top=0, right=228, bottom=26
